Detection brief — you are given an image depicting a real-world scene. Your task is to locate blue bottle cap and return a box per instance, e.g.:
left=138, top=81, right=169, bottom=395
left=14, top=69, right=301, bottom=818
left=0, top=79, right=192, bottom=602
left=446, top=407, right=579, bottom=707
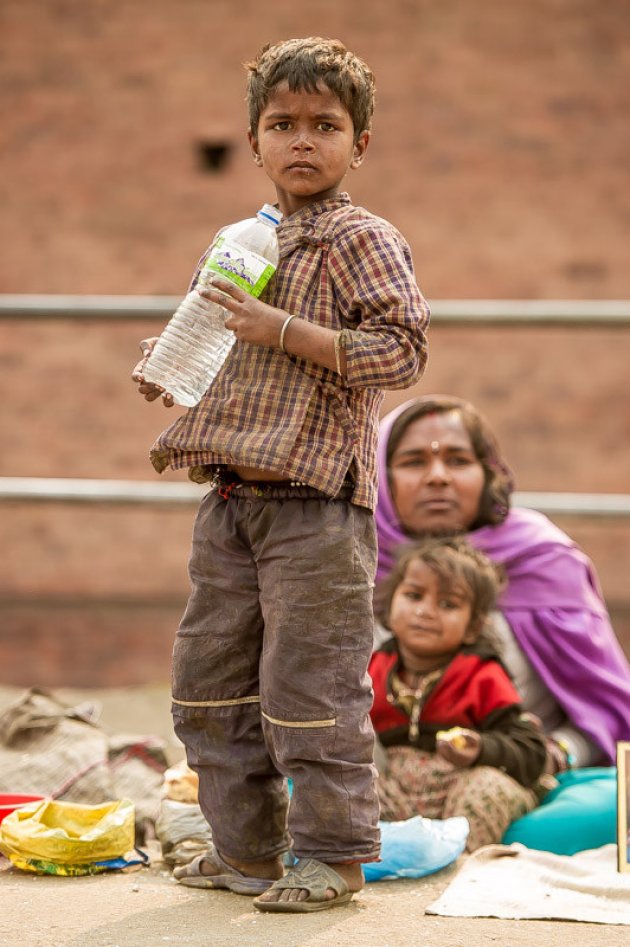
left=258, top=203, right=282, bottom=226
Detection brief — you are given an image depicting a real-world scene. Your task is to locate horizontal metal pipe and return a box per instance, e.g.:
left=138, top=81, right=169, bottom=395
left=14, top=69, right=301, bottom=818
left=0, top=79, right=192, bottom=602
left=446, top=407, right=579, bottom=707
left=0, top=477, right=207, bottom=505
left=1, top=477, right=630, bottom=517
left=1, top=295, right=630, bottom=325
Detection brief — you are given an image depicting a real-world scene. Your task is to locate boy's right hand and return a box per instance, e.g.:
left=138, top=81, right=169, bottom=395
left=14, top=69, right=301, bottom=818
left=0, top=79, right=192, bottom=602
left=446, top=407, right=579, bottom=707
left=131, top=338, right=174, bottom=407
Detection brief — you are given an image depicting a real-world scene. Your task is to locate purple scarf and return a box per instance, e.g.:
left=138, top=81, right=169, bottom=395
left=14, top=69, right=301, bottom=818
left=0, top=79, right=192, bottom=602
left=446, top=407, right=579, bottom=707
left=376, top=400, right=630, bottom=764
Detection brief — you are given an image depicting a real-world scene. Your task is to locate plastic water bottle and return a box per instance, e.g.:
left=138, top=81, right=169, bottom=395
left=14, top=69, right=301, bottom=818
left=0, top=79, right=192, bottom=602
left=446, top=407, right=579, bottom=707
left=143, top=203, right=282, bottom=406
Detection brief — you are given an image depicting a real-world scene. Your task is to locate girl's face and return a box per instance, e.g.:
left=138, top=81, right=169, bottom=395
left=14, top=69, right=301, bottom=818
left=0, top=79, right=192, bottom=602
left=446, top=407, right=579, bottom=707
left=389, top=557, right=476, bottom=671
left=389, top=411, right=486, bottom=536
left=248, top=81, right=369, bottom=217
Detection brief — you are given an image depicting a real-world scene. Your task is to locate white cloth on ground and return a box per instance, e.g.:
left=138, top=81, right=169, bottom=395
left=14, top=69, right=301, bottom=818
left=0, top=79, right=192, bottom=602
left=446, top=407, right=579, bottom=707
left=426, top=843, right=630, bottom=925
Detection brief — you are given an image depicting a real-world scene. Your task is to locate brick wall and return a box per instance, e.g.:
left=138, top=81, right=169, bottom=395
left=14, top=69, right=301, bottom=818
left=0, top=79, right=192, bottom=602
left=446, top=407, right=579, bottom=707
left=1, top=1, right=629, bottom=685
left=2, top=1, right=629, bottom=298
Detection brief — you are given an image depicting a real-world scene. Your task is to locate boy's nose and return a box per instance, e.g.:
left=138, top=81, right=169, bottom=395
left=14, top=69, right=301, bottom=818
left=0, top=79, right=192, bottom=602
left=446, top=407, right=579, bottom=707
left=291, top=131, right=314, bottom=150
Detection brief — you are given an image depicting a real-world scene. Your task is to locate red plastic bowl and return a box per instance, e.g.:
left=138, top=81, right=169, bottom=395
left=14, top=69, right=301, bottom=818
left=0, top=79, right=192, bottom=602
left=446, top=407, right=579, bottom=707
left=0, top=794, right=46, bottom=825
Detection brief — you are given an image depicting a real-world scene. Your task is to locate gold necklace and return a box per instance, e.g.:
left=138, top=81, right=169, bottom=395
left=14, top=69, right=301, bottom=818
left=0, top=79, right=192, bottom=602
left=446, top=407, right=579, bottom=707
left=394, top=667, right=443, bottom=741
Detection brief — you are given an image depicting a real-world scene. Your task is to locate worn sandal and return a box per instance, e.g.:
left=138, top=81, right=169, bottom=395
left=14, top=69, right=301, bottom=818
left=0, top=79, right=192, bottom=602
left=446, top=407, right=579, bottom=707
left=253, top=857, right=354, bottom=913
left=173, top=848, right=275, bottom=896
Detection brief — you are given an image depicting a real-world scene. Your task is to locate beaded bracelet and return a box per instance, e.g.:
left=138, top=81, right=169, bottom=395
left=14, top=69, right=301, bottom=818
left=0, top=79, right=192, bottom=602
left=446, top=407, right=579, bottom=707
left=279, top=314, right=298, bottom=353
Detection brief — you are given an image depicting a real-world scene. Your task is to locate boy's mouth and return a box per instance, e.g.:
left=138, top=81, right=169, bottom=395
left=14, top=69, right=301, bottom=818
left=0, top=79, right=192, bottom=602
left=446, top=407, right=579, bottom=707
left=288, top=161, right=317, bottom=170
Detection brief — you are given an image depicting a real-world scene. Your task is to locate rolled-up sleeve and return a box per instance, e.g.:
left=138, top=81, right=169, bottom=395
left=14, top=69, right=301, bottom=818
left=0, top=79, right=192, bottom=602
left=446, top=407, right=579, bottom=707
left=328, top=222, right=430, bottom=389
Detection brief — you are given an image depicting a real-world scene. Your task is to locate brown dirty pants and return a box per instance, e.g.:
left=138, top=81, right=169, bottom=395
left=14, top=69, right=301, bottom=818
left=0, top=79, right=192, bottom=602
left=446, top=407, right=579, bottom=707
left=171, top=484, right=381, bottom=865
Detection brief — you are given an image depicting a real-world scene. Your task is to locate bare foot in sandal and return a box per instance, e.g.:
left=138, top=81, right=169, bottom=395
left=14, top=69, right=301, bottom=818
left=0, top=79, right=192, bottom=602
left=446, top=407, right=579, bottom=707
left=173, top=848, right=283, bottom=895
left=254, top=858, right=363, bottom=912
left=175, top=852, right=283, bottom=880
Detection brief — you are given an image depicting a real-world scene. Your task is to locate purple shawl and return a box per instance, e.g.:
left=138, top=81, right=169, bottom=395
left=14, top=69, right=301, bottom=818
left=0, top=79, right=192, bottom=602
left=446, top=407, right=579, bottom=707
left=376, top=400, right=630, bottom=764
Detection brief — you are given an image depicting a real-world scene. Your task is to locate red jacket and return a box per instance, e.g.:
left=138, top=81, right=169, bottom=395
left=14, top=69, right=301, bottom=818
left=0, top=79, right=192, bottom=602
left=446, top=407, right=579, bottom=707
left=368, top=641, right=546, bottom=787
left=370, top=645, right=521, bottom=734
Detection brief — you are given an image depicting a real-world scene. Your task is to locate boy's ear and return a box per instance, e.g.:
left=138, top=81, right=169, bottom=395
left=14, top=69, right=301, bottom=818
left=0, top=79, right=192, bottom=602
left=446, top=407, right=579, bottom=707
left=248, top=128, right=262, bottom=166
left=350, top=130, right=370, bottom=169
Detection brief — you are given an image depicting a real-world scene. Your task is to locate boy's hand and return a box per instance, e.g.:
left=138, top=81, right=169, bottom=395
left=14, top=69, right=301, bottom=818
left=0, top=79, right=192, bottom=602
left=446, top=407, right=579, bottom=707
left=131, top=338, right=174, bottom=407
left=435, top=727, right=481, bottom=768
left=200, top=279, right=286, bottom=349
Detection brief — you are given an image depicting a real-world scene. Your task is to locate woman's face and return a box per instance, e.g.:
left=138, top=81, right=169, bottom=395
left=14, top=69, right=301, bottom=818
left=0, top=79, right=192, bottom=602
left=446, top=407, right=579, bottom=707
left=388, top=410, right=486, bottom=535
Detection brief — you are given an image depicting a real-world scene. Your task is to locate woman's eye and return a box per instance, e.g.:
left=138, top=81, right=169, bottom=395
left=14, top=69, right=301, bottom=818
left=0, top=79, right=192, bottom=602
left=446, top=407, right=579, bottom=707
left=448, top=456, right=473, bottom=466
left=396, top=459, right=427, bottom=470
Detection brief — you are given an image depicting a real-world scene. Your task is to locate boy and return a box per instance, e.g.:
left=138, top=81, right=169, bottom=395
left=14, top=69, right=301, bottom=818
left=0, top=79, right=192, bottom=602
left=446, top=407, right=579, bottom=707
left=133, top=37, right=429, bottom=912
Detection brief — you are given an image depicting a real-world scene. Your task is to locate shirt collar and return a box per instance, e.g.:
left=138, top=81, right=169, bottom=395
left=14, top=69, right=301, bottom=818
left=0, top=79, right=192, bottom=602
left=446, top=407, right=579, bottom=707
left=276, top=193, right=353, bottom=256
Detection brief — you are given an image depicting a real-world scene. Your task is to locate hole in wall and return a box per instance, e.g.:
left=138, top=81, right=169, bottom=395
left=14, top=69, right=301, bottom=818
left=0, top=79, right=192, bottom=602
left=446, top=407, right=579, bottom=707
left=196, top=140, right=232, bottom=173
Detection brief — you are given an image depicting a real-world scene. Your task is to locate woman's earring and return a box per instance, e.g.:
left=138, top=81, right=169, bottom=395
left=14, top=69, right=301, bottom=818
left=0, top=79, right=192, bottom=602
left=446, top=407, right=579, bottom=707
left=253, top=153, right=262, bottom=165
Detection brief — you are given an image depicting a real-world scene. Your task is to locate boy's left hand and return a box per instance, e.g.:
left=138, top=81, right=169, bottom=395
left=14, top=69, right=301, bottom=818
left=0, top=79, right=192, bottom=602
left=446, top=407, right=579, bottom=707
left=199, top=279, right=286, bottom=349
left=435, top=728, right=481, bottom=768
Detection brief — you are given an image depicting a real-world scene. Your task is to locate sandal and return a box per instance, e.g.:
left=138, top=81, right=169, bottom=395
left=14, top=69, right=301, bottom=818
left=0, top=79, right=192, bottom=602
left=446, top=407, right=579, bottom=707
left=253, top=857, right=354, bottom=913
left=173, top=848, right=275, bottom=896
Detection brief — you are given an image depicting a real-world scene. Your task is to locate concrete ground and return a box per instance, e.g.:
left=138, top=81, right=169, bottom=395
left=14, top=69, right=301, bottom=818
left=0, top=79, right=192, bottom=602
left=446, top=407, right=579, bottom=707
left=0, top=685, right=628, bottom=947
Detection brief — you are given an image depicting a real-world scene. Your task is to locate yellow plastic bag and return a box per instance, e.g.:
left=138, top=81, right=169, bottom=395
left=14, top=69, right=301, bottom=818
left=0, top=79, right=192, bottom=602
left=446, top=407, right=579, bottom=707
left=0, top=798, right=135, bottom=875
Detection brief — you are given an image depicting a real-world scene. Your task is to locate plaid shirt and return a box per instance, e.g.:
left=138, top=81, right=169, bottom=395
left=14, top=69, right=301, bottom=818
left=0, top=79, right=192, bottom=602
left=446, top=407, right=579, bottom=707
left=150, top=193, right=429, bottom=510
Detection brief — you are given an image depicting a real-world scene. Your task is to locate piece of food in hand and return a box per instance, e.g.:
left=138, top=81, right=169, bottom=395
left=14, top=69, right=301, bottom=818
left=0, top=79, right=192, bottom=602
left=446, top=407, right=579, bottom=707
left=436, top=726, right=468, bottom=749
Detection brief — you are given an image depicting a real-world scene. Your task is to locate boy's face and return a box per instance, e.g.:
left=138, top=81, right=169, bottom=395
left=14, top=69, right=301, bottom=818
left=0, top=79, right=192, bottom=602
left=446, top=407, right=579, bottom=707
left=248, top=80, right=369, bottom=216
left=389, top=558, right=477, bottom=670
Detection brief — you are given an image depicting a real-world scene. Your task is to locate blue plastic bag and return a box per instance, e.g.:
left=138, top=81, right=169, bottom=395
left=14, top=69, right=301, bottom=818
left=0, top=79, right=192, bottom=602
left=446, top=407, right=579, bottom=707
left=363, top=815, right=469, bottom=882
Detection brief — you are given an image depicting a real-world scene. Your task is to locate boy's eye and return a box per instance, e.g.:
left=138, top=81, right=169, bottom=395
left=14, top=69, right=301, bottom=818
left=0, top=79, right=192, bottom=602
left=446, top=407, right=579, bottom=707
left=318, top=122, right=336, bottom=132
left=272, top=120, right=291, bottom=131
left=438, top=599, right=458, bottom=609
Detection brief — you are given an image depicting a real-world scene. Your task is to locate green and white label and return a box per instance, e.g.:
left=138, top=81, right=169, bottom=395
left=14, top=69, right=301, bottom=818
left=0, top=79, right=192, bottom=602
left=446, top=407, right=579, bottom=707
left=199, top=237, right=275, bottom=298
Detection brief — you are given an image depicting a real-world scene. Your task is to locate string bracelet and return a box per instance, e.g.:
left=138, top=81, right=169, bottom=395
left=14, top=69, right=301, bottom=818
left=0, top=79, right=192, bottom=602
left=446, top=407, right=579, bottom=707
left=279, top=314, right=298, bottom=353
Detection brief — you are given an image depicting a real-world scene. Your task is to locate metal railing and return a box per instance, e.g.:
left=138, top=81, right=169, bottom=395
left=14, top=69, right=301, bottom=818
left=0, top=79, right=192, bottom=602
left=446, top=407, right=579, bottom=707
left=1, top=295, right=630, bottom=324
left=1, top=477, right=630, bottom=519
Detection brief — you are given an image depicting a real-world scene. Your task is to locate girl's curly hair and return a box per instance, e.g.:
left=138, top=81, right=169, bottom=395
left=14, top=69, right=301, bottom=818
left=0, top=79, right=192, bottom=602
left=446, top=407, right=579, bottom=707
left=377, top=536, right=507, bottom=649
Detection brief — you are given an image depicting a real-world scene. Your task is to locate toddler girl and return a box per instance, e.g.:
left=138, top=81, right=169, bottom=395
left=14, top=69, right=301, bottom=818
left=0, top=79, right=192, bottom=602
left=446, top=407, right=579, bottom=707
left=369, top=537, right=547, bottom=850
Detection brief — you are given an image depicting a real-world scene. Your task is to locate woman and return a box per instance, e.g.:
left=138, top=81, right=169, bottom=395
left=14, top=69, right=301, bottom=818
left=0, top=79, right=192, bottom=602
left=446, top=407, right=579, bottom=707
left=375, top=395, right=630, bottom=772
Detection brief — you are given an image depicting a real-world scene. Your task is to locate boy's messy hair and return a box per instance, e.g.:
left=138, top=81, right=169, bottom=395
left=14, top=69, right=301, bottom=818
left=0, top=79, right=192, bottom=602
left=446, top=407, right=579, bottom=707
left=245, top=37, right=375, bottom=141
left=376, top=537, right=506, bottom=648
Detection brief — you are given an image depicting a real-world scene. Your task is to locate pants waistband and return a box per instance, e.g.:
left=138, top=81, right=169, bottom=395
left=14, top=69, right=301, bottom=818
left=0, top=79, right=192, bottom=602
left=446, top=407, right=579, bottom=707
left=210, top=470, right=354, bottom=501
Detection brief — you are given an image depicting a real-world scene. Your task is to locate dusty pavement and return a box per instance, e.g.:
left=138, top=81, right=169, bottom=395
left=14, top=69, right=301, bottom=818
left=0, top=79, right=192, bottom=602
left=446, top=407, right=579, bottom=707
left=0, top=685, right=628, bottom=947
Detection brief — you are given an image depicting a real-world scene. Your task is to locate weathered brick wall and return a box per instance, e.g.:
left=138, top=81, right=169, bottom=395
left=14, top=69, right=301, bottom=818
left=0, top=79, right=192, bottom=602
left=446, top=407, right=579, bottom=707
left=1, top=1, right=629, bottom=685
left=2, top=0, right=629, bottom=298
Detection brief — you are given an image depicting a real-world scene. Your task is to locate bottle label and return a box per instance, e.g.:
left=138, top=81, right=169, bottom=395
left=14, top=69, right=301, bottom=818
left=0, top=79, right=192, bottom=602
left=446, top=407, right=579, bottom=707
left=199, top=237, right=276, bottom=298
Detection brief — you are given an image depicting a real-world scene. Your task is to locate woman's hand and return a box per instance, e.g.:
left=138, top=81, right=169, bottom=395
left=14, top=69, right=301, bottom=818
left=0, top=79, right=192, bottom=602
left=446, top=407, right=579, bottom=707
left=436, top=727, right=481, bottom=768
left=544, top=737, right=572, bottom=775
left=131, top=338, right=174, bottom=407
left=519, top=712, right=571, bottom=775
left=199, top=278, right=286, bottom=349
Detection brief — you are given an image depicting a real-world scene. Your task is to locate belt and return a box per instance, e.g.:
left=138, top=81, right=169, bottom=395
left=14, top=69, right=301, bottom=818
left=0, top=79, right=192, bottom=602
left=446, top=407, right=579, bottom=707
left=210, top=469, right=354, bottom=501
